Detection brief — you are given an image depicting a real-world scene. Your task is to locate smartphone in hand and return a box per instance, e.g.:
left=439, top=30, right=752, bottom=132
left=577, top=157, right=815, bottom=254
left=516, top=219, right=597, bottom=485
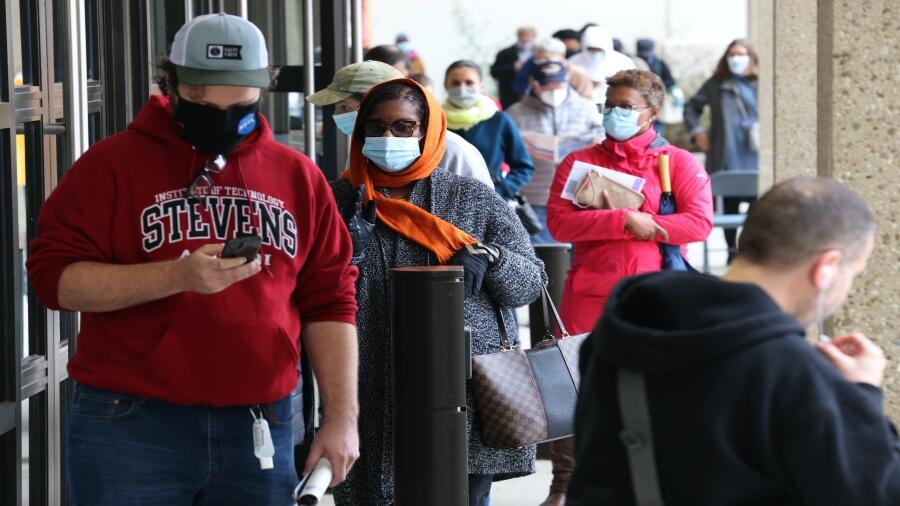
left=221, top=234, right=262, bottom=263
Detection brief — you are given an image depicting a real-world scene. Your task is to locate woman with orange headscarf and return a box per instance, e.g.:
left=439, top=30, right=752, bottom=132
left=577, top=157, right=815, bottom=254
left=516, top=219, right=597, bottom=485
left=330, top=78, right=545, bottom=506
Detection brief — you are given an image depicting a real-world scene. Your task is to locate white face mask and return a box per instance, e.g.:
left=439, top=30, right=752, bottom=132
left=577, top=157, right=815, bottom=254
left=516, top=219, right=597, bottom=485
left=539, top=88, right=568, bottom=107
left=727, top=55, right=751, bottom=76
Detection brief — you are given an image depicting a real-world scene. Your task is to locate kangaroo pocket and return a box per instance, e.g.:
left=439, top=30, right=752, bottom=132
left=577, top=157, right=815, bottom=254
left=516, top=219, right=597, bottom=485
left=136, top=320, right=298, bottom=406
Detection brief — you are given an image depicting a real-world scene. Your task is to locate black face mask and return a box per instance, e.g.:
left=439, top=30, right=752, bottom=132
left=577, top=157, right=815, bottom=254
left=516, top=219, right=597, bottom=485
left=173, top=95, right=261, bottom=156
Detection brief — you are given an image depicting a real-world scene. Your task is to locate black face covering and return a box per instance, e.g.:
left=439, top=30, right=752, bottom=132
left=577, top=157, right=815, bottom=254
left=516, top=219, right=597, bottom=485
left=173, top=95, right=261, bottom=156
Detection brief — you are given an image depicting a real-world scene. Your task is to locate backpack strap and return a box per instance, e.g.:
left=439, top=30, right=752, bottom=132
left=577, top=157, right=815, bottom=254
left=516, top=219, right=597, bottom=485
left=617, top=369, right=665, bottom=506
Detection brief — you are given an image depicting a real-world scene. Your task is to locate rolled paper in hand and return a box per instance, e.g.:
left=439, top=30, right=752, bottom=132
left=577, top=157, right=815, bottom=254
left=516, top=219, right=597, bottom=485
left=295, top=458, right=333, bottom=505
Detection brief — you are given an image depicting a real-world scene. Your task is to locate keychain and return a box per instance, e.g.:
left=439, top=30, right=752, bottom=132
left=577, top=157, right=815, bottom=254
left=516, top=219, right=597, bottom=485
left=250, top=406, right=275, bottom=470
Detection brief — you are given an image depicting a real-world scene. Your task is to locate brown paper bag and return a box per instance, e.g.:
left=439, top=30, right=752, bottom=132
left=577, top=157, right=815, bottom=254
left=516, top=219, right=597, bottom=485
left=574, top=171, right=645, bottom=210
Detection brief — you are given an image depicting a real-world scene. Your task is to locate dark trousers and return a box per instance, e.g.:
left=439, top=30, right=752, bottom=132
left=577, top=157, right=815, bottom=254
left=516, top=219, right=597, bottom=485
left=722, top=196, right=757, bottom=261
left=468, top=474, right=493, bottom=506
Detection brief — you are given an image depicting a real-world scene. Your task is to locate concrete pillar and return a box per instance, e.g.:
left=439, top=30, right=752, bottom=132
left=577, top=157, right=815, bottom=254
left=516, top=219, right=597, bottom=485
left=751, top=0, right=818, bottom=189
left=756, top=0, right=900, bottom=417
left=822, top=1, right=900, bottom=417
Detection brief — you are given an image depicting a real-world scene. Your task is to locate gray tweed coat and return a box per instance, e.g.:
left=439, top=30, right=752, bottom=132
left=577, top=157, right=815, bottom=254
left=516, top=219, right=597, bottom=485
left=330, top=169, right=546, bottom=505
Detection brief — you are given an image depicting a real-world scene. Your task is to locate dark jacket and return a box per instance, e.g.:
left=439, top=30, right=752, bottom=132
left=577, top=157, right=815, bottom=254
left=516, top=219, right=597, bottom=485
left=568, top=271, right=900, bottom=506
left=642, top=56, right=675, bottom=89
left=490, top=44, right=523, bottom=109
left=683, top=76, right=759, bottom=173
left=450, top=111, right=536, bottom=200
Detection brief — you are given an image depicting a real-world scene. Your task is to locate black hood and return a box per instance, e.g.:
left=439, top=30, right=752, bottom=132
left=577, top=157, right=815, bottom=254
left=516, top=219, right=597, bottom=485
left=594, top=271, right=805, bottom=375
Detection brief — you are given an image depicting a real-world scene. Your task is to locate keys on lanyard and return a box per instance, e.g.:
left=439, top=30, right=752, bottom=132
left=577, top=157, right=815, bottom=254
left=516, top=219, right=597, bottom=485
left=250, top=406, right=275, bottom=470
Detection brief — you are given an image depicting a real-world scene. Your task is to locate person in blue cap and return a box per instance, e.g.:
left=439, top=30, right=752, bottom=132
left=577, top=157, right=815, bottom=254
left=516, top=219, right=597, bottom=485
left=507, top=60, right=603, bottom=245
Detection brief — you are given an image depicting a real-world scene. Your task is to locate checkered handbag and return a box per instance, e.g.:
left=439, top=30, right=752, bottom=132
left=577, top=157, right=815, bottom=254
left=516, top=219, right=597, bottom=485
left=472, top=286, right=589, bottom=449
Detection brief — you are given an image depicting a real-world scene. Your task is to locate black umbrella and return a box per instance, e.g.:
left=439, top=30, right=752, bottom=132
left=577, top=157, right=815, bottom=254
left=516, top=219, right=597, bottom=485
left=657, top=154, right=692, bottom=271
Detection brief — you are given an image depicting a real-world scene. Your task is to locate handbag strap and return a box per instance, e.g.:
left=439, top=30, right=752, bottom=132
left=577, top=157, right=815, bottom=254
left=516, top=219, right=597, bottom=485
left=492, top=302, right=512, bottom=351
left=617, top=369, right=665, bottom=506
left=541, top=285, right=570, bottom=338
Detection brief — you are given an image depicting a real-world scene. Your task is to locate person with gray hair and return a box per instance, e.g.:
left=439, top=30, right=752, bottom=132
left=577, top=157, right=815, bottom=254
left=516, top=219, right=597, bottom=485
left=568, top=177, right=900, bottom=505
left=507, top=61, right=603, bottom=244
left=512, top=37, right=594, bottom=99
left=490, top=26, right=538, bottom=108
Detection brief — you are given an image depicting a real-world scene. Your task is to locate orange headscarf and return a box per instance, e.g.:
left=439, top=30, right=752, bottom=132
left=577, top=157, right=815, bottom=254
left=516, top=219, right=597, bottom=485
left=343, top=78, right=478, bottom=263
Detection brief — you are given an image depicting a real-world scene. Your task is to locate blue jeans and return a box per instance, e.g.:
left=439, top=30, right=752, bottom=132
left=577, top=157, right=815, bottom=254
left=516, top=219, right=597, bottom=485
left=529, top=204, right=556, bottom=245
left=67, top=384, right=300, bottom=505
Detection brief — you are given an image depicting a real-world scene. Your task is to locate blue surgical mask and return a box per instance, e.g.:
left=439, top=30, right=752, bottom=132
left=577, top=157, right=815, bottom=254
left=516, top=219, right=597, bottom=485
left=332, top=111, right=357, bottom=136
left=727, top=55, right=751, bottom=76
left=447, top=86, right=480, bottom=109
left=603, top=107, right=647, bottom=141
left=362, top=136, right=421, bottom=173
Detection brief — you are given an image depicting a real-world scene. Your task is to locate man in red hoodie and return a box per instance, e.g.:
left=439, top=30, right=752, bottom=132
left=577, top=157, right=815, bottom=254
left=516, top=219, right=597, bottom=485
left=26, top=13, right=359, bottom=505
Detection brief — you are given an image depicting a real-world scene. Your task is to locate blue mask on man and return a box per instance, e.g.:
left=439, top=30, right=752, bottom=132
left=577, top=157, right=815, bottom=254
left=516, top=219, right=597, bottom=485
left=332, top=111, right=357, bottom=136
left=603, top=107, right=649, bottom=141
left=361, top=136, right=422, bottom=173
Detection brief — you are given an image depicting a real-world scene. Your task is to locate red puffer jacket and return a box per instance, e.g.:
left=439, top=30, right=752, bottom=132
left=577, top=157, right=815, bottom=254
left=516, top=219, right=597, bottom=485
left=547, top=127, right=713, bottom=334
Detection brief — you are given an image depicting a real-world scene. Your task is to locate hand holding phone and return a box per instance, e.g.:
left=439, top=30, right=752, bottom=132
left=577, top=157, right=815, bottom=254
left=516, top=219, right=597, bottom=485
left=221, top=234, right=262, bottom=263
left=173, top=243, right=261, bottom=294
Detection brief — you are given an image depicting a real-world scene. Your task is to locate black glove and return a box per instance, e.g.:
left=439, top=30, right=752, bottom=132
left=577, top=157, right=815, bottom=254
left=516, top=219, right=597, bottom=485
left=346, top=185, right=377, bottom=265
left=448, top=243, right=501, bottom=296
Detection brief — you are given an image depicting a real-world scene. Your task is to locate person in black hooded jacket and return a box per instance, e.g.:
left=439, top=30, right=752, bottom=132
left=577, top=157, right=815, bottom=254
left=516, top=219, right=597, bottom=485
left=568, top=176, right=900, bottom=506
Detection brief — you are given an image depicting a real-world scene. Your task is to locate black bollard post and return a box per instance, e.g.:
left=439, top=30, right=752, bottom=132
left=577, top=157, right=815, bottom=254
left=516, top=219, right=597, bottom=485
left=391, top=266, right=468, bottom=506
left=529, top=244, right=572, bottom=347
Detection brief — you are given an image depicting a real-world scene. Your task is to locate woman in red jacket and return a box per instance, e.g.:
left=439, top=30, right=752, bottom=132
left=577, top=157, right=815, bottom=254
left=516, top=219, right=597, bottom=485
left=542, top=70, right=713, bottom=506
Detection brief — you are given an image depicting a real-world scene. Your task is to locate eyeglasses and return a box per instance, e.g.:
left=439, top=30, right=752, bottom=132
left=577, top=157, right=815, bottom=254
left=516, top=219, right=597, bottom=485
left=186, top=155, right=226, bottom=208
left=363, top=120, right=421, bottom=138
left=597, top=103, right=654, bottom=115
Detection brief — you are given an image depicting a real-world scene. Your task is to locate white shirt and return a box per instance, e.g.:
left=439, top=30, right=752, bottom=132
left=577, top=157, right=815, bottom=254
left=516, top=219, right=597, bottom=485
left=439, top=131, right=494, bottom=188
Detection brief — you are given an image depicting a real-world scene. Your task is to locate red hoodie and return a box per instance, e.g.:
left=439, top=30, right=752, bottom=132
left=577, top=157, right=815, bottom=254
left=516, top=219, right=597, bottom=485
left=548, top=127, right=713, bottom=334
left=27, top=95, right=358, bottom=406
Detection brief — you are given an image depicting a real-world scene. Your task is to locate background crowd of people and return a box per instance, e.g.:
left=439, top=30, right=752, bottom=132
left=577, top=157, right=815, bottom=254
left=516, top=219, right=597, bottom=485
left=315, top=22, right=760, bottom=506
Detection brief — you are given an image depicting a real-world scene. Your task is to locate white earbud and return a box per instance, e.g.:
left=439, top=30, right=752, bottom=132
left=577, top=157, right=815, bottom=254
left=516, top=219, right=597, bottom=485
left=820, top=266, right=834, bottom=290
